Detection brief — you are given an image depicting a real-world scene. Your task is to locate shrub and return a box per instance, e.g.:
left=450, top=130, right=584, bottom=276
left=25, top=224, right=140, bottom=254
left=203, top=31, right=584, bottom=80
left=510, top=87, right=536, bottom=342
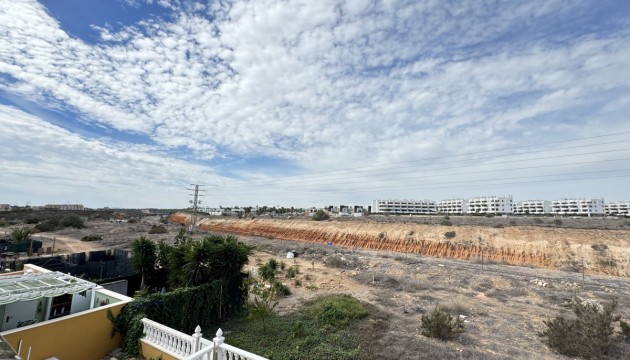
left=35, top=221, right=57, bottom=232
left=81, top=234, right=102, bottom=242
left=271, top=281, right=291, bottom=297
left=440, top=220, right=453, bottom=226
left=128, top=218, right=138, bottom=223
left=148, top=225, right=168, bottom=234
left=59, top=214, right=85, bottom=228
left=444, top=231, right=456, bottom=239
left=259, top=259, right=279, bottom=281
left=294, top=279, right=302, bottom=287
left=539, top=297, right=617, bottom=359
left=286, top=266, right=299, bottom=278
left=309, top=294, right=368, bottom=327
left=421, top=306, right=464, bottom=341
left=312, top=210, right=330, bottom=221
left=621, top=320, right=630, bottom=342
left=25, top=215, right=41, bottom=224
left=533, top=218, right=544, bottom=224
left=552, top=219, right=563, bottom=226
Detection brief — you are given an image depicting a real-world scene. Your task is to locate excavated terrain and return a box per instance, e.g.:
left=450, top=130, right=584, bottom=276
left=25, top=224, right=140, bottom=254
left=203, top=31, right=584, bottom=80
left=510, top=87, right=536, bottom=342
left=171, top=213, right=630, bottom=277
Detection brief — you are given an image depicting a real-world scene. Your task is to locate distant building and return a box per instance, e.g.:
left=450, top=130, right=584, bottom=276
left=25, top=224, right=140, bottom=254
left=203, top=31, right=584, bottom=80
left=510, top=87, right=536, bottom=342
left=513, top=200, right=551, bottom=215
left=371, top=199, right=437, bottom=214
left=550, top=198, right=604, bottom=216
left=437, top=199, right=468, bottom=214
left=43, top=204, right=85, bottom=211
left=466, top=196, right=513, bottom=215
left=604, top=201, right=630, bottom=216
left=0, top=204, right=11, bottom=212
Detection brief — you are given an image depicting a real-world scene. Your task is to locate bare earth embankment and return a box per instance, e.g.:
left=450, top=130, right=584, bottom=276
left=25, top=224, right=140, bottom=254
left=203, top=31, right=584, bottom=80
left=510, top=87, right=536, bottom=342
left=172, top=214, right=630, bottom=277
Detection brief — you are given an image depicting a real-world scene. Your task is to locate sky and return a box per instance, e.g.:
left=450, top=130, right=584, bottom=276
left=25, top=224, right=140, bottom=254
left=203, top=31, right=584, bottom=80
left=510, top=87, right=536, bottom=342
left=0, top=0, right=629, bottom=209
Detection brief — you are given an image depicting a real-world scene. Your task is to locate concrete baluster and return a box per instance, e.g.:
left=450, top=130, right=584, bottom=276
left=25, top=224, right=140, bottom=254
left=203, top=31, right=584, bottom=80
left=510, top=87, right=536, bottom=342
left=192, top=325, right=202, bottom=352
left=213, top=328, right=225, bottom=360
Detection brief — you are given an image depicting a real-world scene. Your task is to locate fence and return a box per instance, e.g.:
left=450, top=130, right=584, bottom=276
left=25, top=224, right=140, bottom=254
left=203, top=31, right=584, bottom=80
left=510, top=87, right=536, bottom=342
left=141, top=318, right=267, bottom=360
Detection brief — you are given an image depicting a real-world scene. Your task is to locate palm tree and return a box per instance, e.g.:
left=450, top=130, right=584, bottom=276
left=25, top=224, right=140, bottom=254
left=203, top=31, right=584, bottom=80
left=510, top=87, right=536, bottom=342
left=131, top=236, right=157, bottom=289
left=10, top=227, right=33, bottom=254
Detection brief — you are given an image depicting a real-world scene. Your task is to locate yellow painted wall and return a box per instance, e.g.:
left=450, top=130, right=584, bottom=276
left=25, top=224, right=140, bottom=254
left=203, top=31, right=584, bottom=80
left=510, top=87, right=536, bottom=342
left=141, top=340, right=180, bottom=360
left=2, top=303, right=126, bottom=360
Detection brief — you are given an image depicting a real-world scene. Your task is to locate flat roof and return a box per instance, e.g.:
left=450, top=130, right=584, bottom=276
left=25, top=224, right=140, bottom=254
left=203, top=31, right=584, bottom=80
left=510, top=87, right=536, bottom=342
left=0, top=270, right=96, bottom=305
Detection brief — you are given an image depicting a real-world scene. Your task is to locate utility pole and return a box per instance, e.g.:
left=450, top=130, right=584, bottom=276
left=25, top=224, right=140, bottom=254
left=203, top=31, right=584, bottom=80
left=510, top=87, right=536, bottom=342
left=187, top=184, right=206, bottom=234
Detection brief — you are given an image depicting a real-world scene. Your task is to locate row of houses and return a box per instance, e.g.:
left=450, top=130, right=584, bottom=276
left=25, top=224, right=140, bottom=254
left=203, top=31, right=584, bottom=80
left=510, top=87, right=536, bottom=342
left=371, top=197, right=630, bottom=216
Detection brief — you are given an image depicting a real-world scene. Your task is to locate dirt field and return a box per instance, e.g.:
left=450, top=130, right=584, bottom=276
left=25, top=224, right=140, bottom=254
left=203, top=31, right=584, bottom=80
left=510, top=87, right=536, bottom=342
left=6, top=214, right=630, bottom=359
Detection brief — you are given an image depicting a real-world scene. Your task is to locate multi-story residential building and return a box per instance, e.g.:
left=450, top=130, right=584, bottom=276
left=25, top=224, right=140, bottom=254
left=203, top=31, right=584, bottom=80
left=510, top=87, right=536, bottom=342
left=372, top=199, right=437, bottom=214
left=43, top=204, right=85, bottom=211
left=466, top=196, right=513, bottom=214
left=0, top=204, right=11, bottom=212
left=513, top=200, right=551, bottom=215
left=437, top=199, right=468, bottom=214
left=550, top=198, right=604, bottom=216
left=604, top=201, right=630, bottom=216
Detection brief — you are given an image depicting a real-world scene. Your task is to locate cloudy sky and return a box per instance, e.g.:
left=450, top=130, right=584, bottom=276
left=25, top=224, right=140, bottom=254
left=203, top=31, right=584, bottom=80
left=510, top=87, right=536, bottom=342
left=1, top=0, right=629, bottom=209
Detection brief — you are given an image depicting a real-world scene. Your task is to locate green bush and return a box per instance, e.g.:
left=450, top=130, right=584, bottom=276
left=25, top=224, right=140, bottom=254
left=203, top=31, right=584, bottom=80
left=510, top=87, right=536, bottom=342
left=444, top=231, right=456, bottom=239
left=35, top=221, right=57, bottom=232
left=440, top=220, right=453, bottom=226
left=551, top=219, right=563, bottom=226
left=421, top=306, right=464, bottom=341
left=272, top=281, right=291, bottom=297
left=309, top=294, right=368, bottom=327
left=539, top=298, right=617, bottom=359
left=312, top=210, right=330, bottom=221
left=294, top=279, right=302, bottom=287
left=25, top=215, right=41, bottom=224
left=148, top=225, right=168, bottom=234
left=286, top=266, right=299, bottom=278
left=81, top=234, right=103, bottom=242
left=621, top=320, right=630, bottom=341
left=59, top=214, right=85, bottom=228
left=259, top=259, right=279, bottom=280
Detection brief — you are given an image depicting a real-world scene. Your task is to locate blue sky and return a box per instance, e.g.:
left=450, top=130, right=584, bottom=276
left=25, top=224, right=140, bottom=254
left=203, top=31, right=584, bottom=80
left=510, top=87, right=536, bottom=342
left=1, top=0, right=629, bottom=208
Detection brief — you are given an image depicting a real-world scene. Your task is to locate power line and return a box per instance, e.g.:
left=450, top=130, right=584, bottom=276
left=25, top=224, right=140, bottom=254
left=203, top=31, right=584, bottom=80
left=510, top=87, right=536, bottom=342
left=212, top=131, right=630, bottom=184
left=213, top=147, right=630, bottom=188
left=187, top=184, right=206, bottom=233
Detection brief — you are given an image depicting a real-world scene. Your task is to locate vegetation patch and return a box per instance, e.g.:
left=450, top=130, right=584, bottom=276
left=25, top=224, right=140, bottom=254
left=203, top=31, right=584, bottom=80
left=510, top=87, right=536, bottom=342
left=148, top=225, right=168, bottom=234
left=224, top=294, right=369, bottom=359
left=539, top=297, right=617, bottom=359
left=312, top=210, right=330, bottom=221
left=421, top=305, right=465, bottom=341
left=444, top=231, right=456, bottom=239
left=81, top=234, right=102, bottom=242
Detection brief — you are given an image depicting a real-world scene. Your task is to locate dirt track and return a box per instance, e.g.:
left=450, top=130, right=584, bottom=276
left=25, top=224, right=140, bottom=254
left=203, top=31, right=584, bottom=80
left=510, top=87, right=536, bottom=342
left=170, top=213, right=630, bottom=277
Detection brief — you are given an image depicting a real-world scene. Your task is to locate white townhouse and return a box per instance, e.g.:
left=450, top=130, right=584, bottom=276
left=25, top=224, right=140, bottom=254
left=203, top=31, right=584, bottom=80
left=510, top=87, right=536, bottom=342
left=604, top=201, right=630, bottom=216
left=372, top=199, right=437, bottom=214
left=550, top=198, right=605, bottom=216
left=466, top=196, right=513, bottom=215
left=513, top=200, right=551, bottom=215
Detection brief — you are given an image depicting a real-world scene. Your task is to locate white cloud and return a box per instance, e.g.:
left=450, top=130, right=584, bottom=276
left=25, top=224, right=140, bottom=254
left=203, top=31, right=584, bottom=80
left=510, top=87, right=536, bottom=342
left=0, top=0, right=629, bottom=206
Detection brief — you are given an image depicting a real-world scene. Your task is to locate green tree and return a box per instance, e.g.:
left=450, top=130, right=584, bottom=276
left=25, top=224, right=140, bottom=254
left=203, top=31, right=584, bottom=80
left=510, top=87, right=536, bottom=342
left=312, top=210, right=330, bottom=221
left=11, top=227, right=34, bottom=255
left=131, top=236, right=157, bottom=289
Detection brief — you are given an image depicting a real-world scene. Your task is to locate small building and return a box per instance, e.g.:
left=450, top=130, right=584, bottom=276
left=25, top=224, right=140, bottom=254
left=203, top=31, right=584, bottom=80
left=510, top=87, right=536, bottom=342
left=0, top=204, right=11, bottom=212
left=0, top=264, right=132, bottom=359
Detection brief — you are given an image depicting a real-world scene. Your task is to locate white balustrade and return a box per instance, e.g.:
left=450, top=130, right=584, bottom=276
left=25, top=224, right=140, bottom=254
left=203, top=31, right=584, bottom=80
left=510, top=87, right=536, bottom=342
left=141, top=318, right=198, bottom=356
left=143, top=319, right=267, bottom=360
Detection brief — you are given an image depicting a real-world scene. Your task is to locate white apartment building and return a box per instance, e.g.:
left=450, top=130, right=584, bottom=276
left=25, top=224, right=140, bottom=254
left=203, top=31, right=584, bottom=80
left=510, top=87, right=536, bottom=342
left=550, top=198, right=604, bottom=216
left=513, top=200, right=551, bottom=215
left=466, top=196, right=513, bottom=214
left=604, top=201, right=630, bottom=216
left=372, top=199, right=437, bottom=214
left=437, top=199, right=468, bottom=214
left=0, top=204, right=11, bottom=212
left=43, top=204, right=85, bottom=211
